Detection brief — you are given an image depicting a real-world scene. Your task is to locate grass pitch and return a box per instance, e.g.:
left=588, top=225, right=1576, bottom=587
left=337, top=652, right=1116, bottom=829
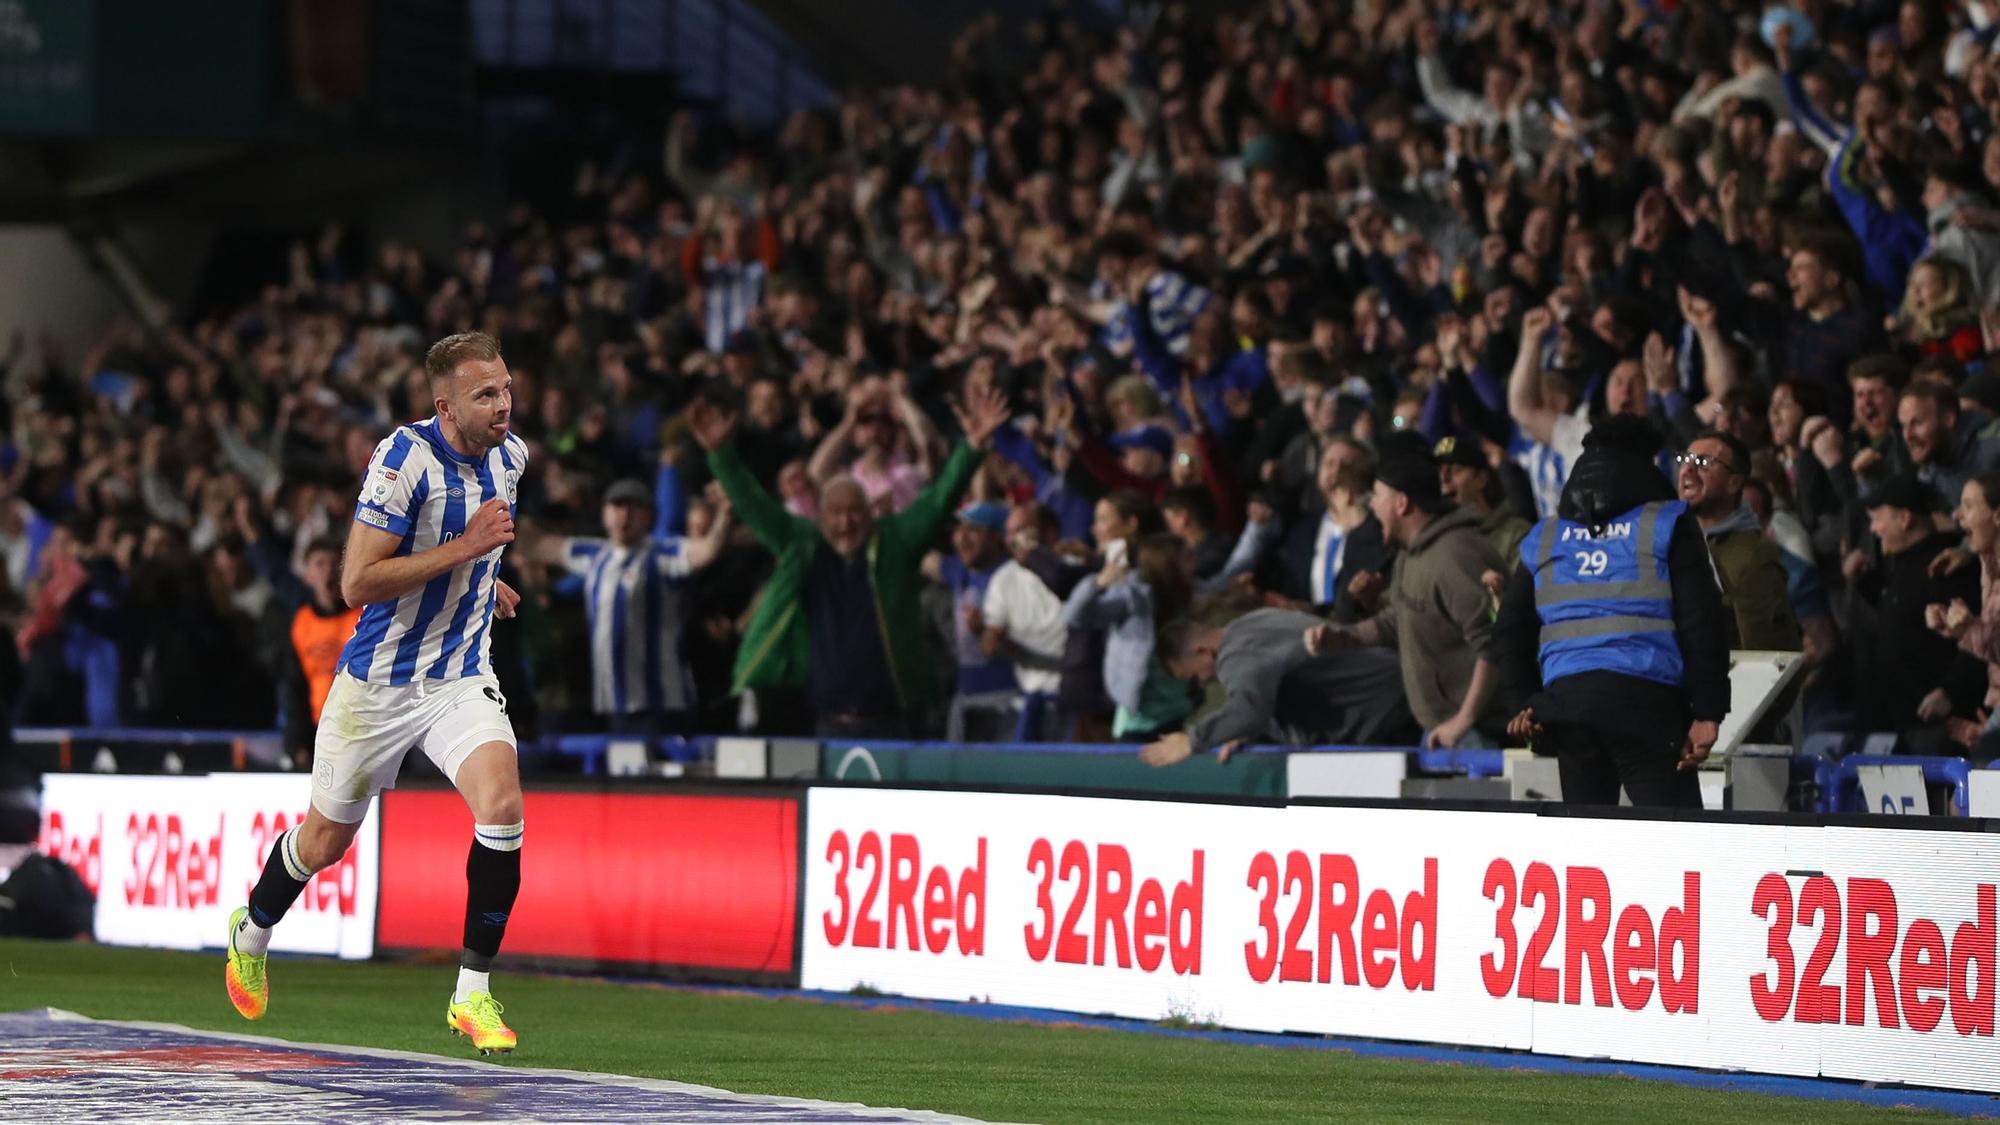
left=0, top=938, right=1962, bottom=1123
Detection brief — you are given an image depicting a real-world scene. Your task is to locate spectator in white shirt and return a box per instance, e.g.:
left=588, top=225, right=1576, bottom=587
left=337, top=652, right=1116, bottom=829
left=979, top=503, right=1077, bottom=740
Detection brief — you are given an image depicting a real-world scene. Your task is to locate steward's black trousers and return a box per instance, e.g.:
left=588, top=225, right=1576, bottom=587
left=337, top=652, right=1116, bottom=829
left=1537, top=671, right=1703, bottom=809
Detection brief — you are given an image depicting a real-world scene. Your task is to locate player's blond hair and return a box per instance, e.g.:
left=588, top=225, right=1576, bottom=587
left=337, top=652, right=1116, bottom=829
left=425, top=331, right=503, bottom=384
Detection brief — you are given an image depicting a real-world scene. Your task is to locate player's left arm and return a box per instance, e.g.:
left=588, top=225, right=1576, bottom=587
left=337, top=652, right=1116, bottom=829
left=494, top=577, right=521, bottom=619
left=492, top=436, right=533, bottom=618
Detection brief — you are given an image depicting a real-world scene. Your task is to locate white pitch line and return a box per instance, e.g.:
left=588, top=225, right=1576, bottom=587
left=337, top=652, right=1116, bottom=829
left=26, top=1009, right=1016, bottom=1124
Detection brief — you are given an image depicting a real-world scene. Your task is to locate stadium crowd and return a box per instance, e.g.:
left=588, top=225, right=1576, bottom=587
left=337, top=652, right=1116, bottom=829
left=10, top=0, right=2000, bottom=765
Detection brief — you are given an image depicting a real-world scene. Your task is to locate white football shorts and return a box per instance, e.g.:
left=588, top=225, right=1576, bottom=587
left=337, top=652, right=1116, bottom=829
left=311, top=671, right=517, bottom=823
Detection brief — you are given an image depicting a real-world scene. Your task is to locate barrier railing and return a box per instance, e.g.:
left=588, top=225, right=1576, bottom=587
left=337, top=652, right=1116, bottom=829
left=19, top=725, right=1999, bottom=816
left=1829, top=754, right=1976, bottom=816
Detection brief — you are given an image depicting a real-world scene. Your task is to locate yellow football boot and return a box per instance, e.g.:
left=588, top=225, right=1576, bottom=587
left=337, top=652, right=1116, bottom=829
left=447, top=990, right=517, bottom=1055
left=223, top=906, right=269, bottom=1020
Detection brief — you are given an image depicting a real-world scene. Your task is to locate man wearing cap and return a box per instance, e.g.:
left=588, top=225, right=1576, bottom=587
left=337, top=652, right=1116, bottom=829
left=1488, top=416, right=1732, bottom=808
left=1435, top=435, right=1531, bottom=570
left=1304, top=439, right=1507, bottom=749
left=1958, top=370, right=2000, bottom=422
left=1259, top=254, right=1313, bottom=335
left=1851, top=474, right=1986, bottom=744
left=933, top=500, right=1019, bottom=741
left=525, top=475, right=733, bottom=737
left=687, top=386, right=1011, bottom=739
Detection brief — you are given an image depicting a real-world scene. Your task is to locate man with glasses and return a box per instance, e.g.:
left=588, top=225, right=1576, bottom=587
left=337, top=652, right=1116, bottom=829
left=1489, top=416, right=1734, bottom=808
left=1677, top=432, right=1802, bottom=651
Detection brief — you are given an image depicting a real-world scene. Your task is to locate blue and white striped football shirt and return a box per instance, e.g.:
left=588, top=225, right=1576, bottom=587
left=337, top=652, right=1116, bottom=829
left=702, top=257, right=767, bottom=353
left=1098, top=269, right=1213, bottom=357
left=338, top=418, right=528, bottom=685
left=561, top=535, right=695, bottom=714
left=1508, top=409, right=1590, bottom=519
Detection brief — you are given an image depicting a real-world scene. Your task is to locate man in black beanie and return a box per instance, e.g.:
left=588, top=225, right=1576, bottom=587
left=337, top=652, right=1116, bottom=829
left=1487, top=414, right=1732, bottom=807
left=1306, top=438, right=1508, bottom=749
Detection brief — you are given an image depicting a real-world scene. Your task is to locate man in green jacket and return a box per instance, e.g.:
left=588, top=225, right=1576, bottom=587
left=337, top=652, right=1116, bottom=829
left=688, top=386, right=1010, bottom=737
left=1677, top=431, right=1801, bottom=651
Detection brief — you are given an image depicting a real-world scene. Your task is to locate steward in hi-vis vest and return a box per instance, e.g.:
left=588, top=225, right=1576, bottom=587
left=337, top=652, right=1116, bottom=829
left=1488, top=416, right=1731, bottom=809
left=1519, top=500, right=1686, bottom=687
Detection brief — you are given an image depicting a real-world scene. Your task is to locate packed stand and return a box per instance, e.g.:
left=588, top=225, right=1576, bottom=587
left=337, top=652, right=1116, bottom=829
left=12, top=0, right=2000, bottom=767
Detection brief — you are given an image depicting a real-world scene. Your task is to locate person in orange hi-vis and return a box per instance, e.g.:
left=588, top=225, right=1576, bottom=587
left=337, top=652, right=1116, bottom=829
left=284, top=536, right=362, bottom=768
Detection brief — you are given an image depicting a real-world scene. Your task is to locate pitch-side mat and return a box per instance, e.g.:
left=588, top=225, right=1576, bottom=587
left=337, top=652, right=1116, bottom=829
left=0, top=1010, right=997, bottom=1124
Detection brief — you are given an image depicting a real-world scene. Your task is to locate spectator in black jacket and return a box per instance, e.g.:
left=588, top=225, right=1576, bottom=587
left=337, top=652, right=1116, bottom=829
left=1768, top=377, right=1846, bottom=569
left=1160, top=486, right=1230, bottom=582
left=735, top=376, right=810, bottom=487
left=1850, top=475, right=1986, bottom=748
left=1781, top=239, right=1887, bottom=426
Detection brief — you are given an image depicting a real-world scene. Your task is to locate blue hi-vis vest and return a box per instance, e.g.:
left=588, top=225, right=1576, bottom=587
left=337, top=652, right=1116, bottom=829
left=1518, top=500, right=1686, bottom=687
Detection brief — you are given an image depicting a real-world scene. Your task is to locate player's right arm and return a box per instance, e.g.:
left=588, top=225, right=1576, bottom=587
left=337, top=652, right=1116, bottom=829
left=341, top=497, right=513, bottom=608
left=340, top=434, right=516, bottom=607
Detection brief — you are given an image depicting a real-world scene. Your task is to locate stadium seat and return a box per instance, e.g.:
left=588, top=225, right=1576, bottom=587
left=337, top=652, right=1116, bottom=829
left=1856, top=732, right=1901, bottom=757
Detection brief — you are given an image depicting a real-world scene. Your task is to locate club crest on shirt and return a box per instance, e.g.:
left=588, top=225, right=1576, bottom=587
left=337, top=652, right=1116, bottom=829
left=504, top=469, right=519, bottom=503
